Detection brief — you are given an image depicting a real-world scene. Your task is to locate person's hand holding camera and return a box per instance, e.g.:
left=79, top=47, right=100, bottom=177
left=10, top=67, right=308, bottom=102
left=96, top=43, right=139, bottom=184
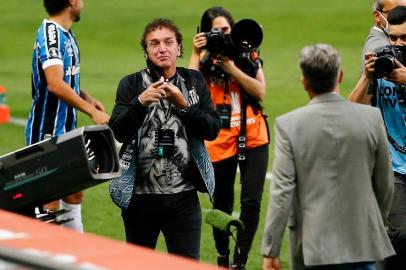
left=138, top=78, right=166, bottom=107
left=214, top=55, right=237, bottom=75
left=364, top=52, right=377, bottom=79
left=387, top=59, right=406, bottom=84
left=192, top=32, right=207, bottom=55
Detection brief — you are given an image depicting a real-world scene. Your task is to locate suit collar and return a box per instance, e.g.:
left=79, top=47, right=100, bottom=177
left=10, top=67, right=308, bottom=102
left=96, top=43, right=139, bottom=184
left=372, top=26, right=384, bottom=34
left=309, top=92, right=345, bottom=105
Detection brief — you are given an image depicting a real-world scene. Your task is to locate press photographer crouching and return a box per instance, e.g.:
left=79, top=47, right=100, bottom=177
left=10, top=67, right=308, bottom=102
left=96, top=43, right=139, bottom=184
left=189, top=6, right=269, bottom=270
left=349, top=5, right=406, bottom=270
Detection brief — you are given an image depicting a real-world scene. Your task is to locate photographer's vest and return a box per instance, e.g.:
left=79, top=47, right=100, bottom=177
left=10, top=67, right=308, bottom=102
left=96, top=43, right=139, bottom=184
left=204, top=77, right=269, bottom=162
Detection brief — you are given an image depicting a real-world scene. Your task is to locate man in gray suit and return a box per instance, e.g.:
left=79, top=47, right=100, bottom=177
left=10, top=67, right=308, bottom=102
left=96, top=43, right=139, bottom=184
left=261, top=44, right=395, bottom=270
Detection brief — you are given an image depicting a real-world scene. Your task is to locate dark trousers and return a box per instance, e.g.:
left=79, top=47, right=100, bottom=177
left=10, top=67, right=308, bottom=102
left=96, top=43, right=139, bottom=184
left=212, top=145, right=268, bottom=265
left=122, top=190, right=202, bottom=260
left=385, top=174, right=406, bottom=269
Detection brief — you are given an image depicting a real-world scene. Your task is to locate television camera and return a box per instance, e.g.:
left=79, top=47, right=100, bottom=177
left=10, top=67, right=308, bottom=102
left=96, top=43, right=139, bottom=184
left=0, top=125, right=121, bottom=212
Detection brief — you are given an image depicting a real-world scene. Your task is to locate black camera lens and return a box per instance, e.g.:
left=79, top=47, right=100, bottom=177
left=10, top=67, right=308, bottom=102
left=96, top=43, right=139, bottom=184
left=231, top=19, right=263, bottom=52
left=374, top=56, right=395, bottom=78
left=203, top=19, right=263, bottom=59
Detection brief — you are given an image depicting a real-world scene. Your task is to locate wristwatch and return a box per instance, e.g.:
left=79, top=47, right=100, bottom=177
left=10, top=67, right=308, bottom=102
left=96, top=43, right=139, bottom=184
left=178, top=105, right=190, bottom=116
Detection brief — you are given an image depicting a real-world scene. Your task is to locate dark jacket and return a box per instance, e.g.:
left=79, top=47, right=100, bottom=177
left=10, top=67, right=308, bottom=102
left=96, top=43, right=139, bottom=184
left=109, top=67, right=220, bottom=200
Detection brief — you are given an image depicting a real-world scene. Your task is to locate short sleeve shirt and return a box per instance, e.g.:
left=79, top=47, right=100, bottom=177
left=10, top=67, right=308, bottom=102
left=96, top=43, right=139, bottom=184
left=376, top=79, right=406, bottom=175
left=26, top=20, right=80, bottom=145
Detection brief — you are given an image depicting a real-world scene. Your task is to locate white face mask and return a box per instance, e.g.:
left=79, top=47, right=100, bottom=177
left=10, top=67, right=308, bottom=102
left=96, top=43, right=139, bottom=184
left=377, top=11, right=390, bottom=36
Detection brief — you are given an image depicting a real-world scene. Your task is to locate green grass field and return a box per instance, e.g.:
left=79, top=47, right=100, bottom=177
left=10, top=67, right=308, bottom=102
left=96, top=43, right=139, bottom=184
left=0, top=0, right=372, bottom=269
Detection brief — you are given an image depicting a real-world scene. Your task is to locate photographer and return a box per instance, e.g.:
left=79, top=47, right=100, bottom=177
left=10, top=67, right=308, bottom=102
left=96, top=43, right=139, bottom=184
left=349, top=6, right=406, bottom=269
left=189, top=6, right=269, bottom=270
left=360, top=0, right=406, bottom=72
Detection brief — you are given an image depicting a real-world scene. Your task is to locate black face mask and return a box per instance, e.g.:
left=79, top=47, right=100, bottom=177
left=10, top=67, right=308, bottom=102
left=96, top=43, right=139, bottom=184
left=146, top=57, right=161, bottom=82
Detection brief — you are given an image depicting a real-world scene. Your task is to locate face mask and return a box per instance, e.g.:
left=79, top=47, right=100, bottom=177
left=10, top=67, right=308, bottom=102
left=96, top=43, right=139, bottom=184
left=377, top=11, right=390, bottom=36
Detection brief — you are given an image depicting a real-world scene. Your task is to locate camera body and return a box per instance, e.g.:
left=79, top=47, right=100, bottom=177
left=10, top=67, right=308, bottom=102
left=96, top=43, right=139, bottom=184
left=374, top=45, right=406, bottom=78
left=204, top=19, right=263, bottom=60
left=204, top=29, right=237, bottom=58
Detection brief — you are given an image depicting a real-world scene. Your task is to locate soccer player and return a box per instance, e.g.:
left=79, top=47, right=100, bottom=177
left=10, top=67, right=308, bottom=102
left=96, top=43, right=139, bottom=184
left=25, top=0, right=110, bottom=232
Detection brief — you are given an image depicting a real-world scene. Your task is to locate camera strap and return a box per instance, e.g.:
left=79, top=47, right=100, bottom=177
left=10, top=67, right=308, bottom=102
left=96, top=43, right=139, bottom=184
left=237, top=91, right=247, bottom=161
left=369, top=76, right=378, bottom=107
left=155, top=84, right=175, bottom=158
left=216, top=75, right=232, bottom=129
left=217, top=76, right=247, bottom=160
left=223, top=75, right=229, bottom=98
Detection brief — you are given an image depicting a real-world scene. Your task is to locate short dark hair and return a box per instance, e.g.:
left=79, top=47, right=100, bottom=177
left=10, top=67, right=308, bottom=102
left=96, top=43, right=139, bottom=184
left=43, top=0, right=70, bottom=16
left=200, top=6, right=235, bottom=33
left=388, top=5, right=406, bottom=25
left=140, top=18, right=183, bottom=57
left=299, top=44, right=341, bottom=94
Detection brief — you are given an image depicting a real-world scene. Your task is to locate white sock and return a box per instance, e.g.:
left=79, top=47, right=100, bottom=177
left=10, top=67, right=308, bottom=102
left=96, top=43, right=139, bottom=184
left=59, top=201, right=83, bottom=233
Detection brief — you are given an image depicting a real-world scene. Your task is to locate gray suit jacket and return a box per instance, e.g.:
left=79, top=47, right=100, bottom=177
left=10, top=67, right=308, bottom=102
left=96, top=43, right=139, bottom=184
left=262, top=93, right=395, bottom=269
left=360, top=26, right=389, bottom=72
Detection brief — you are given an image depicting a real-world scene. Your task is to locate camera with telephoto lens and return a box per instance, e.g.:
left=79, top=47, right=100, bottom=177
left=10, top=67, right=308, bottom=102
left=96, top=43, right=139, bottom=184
left=204, top=19, right=263, bottom=59
left=374, top=45, right=406, bottom=78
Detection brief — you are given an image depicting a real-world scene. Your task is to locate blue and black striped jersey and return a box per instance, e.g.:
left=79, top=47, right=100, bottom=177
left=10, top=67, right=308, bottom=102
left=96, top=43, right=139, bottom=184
left=26, top=19, right=80, bottom=145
